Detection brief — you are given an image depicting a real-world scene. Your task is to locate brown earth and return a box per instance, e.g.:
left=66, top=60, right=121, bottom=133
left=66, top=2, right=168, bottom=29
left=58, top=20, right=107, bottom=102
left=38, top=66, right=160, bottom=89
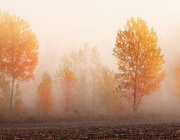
left=1, top=117, right=180, bottom=139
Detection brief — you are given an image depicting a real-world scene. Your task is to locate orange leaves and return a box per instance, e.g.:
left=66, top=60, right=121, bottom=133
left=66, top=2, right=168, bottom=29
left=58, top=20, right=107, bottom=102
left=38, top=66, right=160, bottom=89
left=113, top=17, right=166, bottom=112
left=62, top=67, right=76, bottom=84
left=37, top=72, right=53, bottom=117
left=0, top=12, right=39, bottom=81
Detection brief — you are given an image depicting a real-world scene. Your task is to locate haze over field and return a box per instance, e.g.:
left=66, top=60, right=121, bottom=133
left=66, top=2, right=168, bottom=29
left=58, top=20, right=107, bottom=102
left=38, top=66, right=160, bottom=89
left=1, top=0, right=180, bottom=116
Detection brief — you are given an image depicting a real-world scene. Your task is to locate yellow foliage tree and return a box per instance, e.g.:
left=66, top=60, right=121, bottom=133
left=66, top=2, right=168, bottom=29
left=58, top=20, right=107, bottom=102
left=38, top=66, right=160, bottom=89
left=0, top=12, right=39, bottom=113
left=98, top=67, right=116, bottom=114
left=54, top=44, right=102, bottom=114
left=113, top=17, right=166, bottom=112
left=60, top=67, right=78, bottom=115
left=37, top=72, right=53, bottom=118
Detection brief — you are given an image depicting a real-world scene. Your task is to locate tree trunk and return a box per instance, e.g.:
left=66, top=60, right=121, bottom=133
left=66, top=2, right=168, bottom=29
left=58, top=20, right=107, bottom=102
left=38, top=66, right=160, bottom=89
left=133, top=86, right=137, bottom=113
left=10, top=78, right=15, bottom=114
left=66, top=95, right=69, bottom=115
left=133, top=70, right=138, bottom=113
left=45, top=94, right=47, bottom=119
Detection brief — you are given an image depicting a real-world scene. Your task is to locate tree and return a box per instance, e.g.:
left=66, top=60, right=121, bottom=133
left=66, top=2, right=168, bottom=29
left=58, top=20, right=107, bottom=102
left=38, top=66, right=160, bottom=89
left=113, top=17, right=166, bottom=113
left=89, top=47, right=102, bottom=112
left=54, top=44, right=103, bottom=114
left=37, top=72, right=53, bottom=118
left=98, top=67, right=116, bottom=114
left=60, top=67, right=78, bottom=115
left=14, top=83, right=23, bottom=115
left=0, top=12, right=39, bottom=113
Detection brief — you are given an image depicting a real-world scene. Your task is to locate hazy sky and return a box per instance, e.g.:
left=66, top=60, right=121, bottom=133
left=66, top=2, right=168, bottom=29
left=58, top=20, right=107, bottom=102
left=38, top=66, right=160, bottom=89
left=0, top=0, right=180, bottom=70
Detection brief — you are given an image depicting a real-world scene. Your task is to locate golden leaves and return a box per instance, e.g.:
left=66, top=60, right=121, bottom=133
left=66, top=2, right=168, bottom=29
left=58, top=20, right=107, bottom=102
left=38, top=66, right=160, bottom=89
left=113, top=17, right=166, bottom=111
left=0, top=11, right=39, bottom=81
left=37, top=72, right=53, bottom=117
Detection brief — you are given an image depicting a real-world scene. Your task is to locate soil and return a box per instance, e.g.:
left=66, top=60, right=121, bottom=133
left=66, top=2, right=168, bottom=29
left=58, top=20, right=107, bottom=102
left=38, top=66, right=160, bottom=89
left=1, top=117, right=180, bottom=139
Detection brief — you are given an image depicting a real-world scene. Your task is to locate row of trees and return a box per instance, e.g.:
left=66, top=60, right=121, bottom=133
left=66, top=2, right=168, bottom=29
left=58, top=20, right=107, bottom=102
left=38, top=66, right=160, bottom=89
left=1, top=11, right=180, bottom=119
left=37, top=16, right=169, bottom=116
left=37, top=44, right=120, bottom=118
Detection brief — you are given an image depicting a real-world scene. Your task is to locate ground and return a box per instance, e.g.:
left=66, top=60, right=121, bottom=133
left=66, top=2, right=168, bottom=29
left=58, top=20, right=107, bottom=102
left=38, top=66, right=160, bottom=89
left=1, top=117, right=180, bottom=139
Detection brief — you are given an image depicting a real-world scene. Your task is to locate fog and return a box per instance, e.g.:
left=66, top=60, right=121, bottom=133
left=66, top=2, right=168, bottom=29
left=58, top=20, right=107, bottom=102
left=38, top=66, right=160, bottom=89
left=1, top=0, right=180, bottom=117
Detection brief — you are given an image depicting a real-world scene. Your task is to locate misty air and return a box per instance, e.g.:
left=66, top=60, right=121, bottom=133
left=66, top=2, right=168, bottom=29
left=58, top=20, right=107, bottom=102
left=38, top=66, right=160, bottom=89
left=0, top=0, right=180, bottom=139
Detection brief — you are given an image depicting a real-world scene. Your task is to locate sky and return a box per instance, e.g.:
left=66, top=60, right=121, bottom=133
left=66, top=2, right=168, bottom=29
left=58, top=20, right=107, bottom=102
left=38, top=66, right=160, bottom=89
left=1, top=0, right=180, bottom=71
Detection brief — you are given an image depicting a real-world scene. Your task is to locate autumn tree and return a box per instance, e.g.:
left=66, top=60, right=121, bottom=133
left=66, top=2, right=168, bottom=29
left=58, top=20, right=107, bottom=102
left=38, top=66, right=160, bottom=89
left=36, top=72, right=53, bottom=118
left=60, top=67, right=78, bottom=115
left=54, top=44, right=103, bottom=114
left=113, top=17, right=166, bottom=113
left=98, top=67, right=116, bottom=114
left=89, top=47, right=102, bottom=112
left=14, top=83, right=23, bottom=115
left=0, top=12, right=39, bottom=113
left=97, top=67, right=125, bottom=115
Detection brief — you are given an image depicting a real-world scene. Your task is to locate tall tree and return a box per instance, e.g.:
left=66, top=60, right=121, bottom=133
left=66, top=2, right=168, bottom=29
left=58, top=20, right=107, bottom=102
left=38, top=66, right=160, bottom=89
left=54, top=44, right=102, bottom=113
left=113, top=17, right=166, bottom=113
left=37, top=72, right=53, bottom=118
left=98, top=67, right=116, bottom=114
left=89, top=47, right=102, bottom=112
left=60, top=67, right=77, bottom=115
left=0, top=12, right=39, bottom=113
